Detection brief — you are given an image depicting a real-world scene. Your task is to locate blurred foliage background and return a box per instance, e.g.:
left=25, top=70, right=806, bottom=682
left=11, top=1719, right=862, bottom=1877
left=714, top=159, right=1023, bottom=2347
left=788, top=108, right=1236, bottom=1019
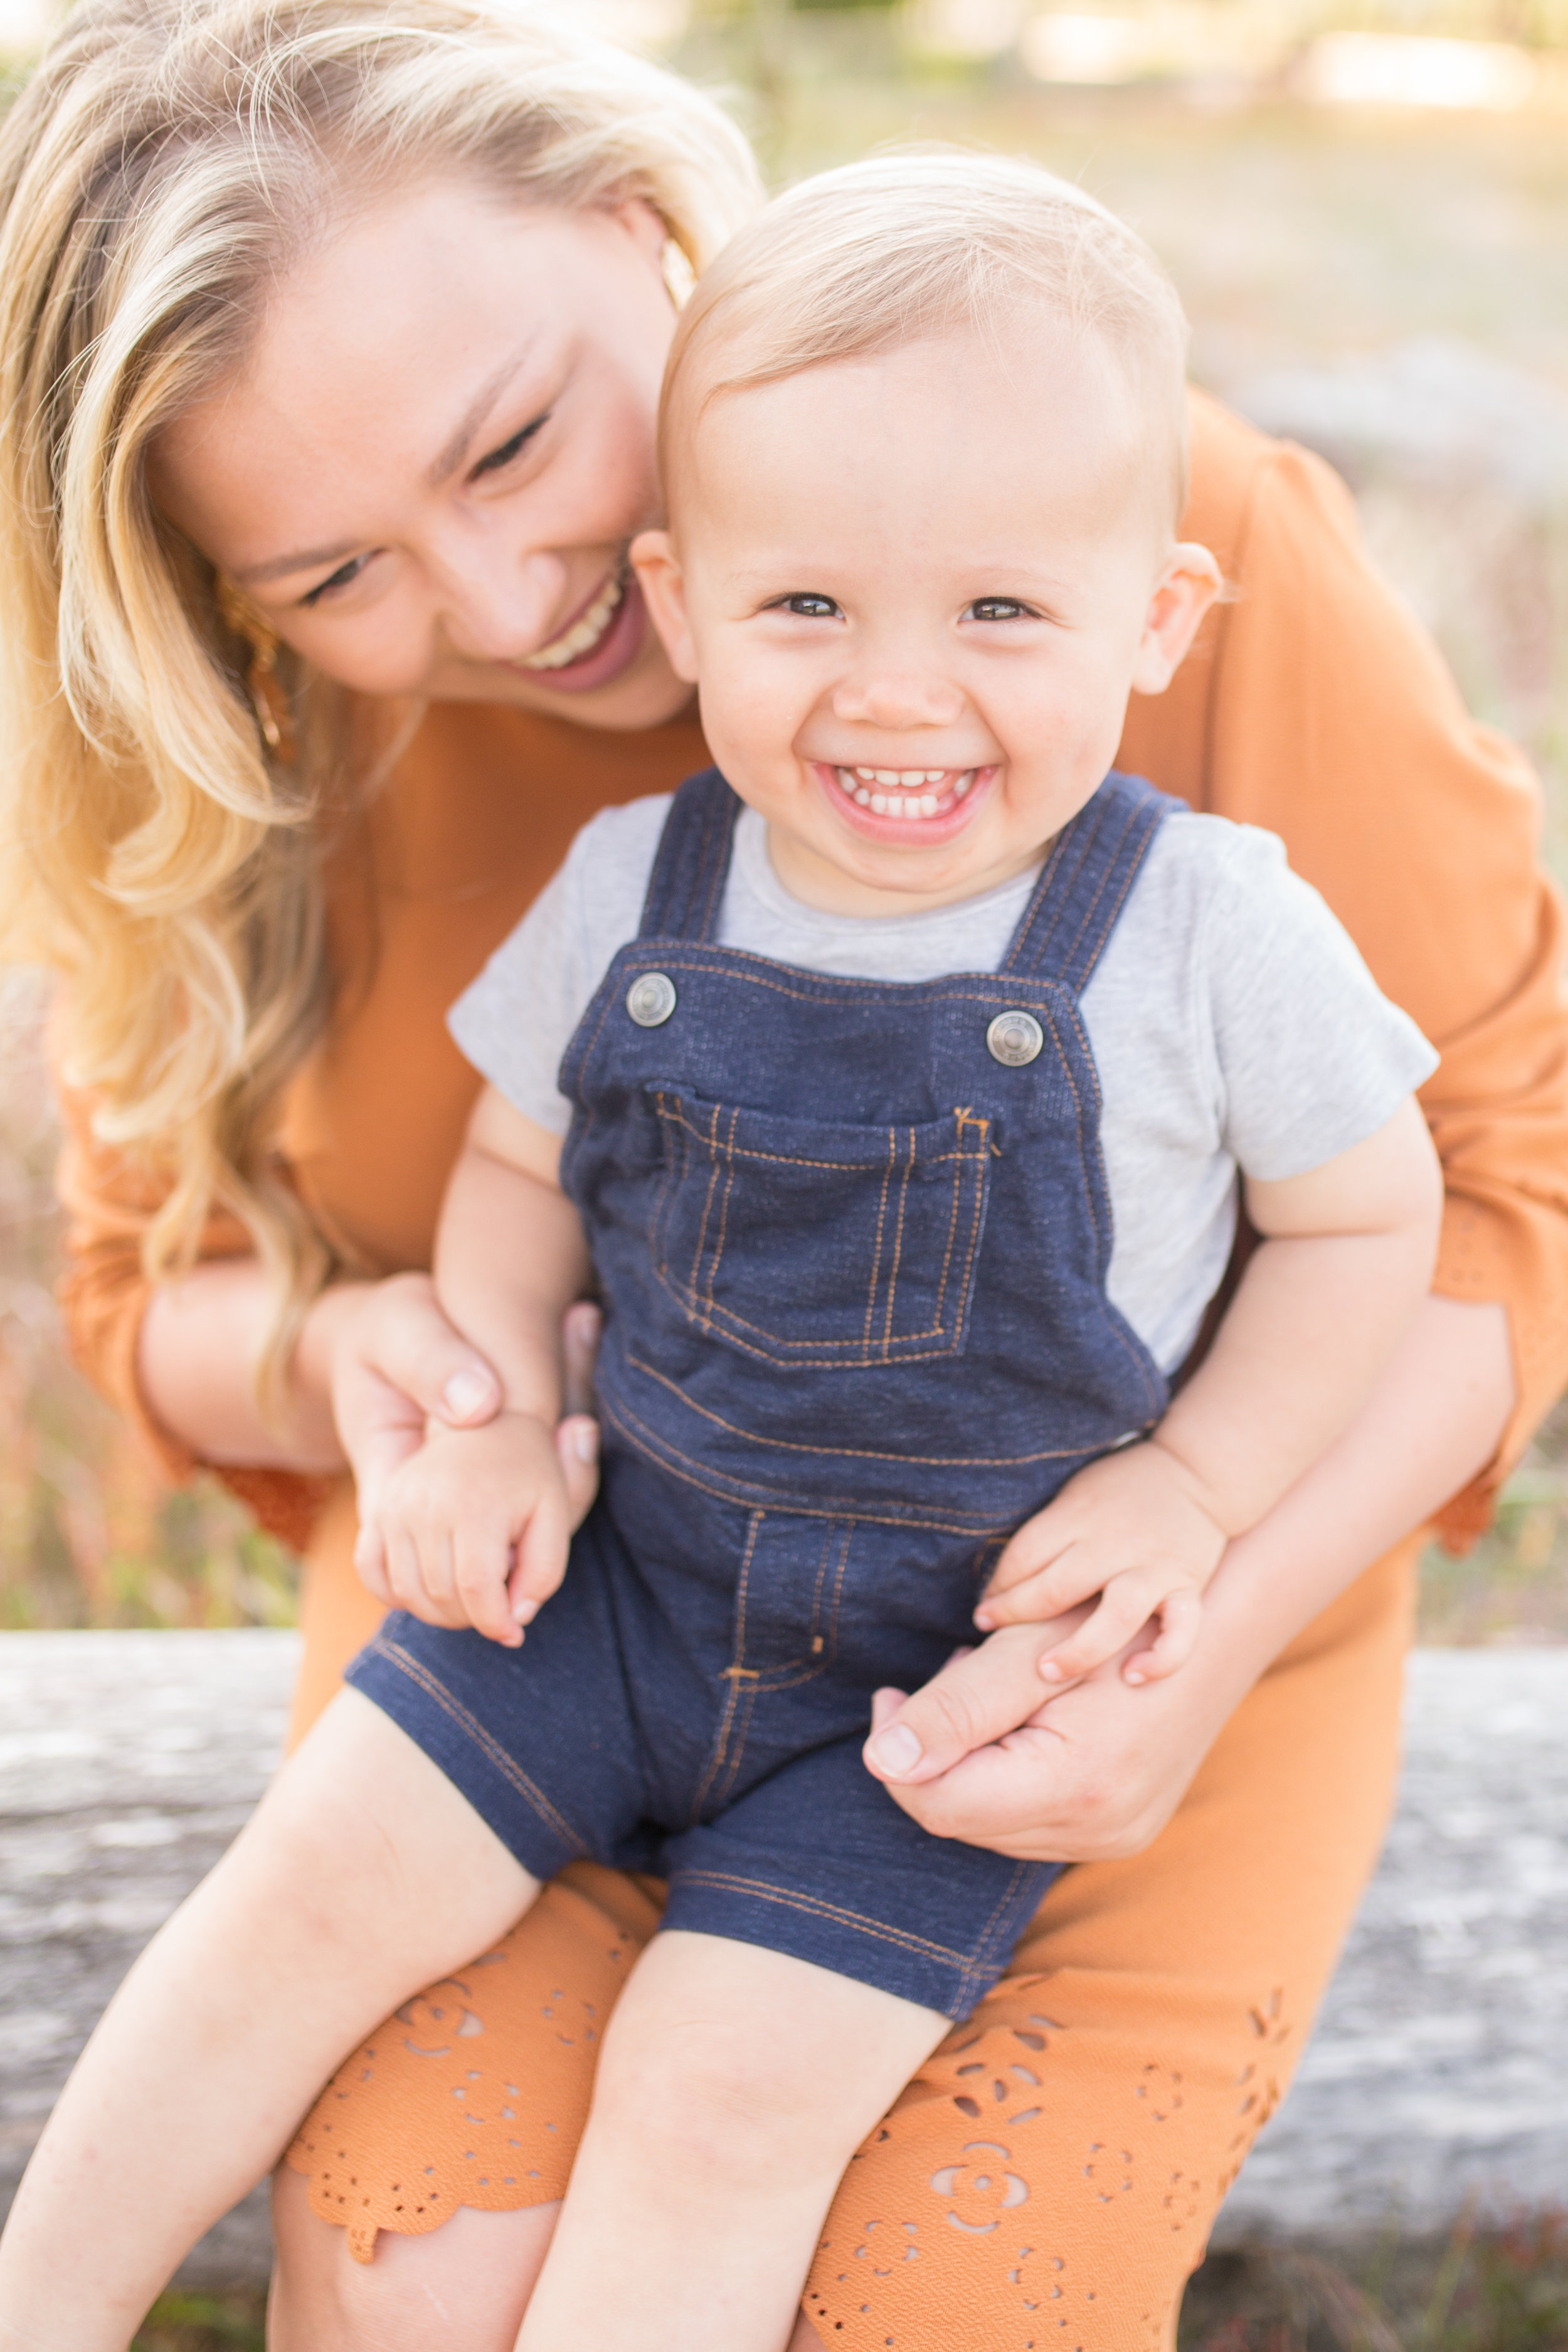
left=2, top=0, right=1567, bottom=1634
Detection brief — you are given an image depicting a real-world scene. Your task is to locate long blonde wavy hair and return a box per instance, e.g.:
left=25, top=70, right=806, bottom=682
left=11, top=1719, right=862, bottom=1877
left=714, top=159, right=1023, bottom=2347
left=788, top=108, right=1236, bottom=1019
left=0, top=0, right=758, bottom=1379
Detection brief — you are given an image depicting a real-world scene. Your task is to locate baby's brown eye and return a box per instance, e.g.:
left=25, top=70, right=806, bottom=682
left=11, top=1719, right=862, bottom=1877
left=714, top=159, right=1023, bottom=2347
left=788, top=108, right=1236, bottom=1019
left=970, top=598, right=1030, bottom=622
left=781, top=593, right=839, bottom=619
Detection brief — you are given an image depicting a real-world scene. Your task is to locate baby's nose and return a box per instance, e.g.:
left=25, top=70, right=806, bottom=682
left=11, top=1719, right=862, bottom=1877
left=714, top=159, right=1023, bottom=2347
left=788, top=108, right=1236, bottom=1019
left=832, top=669, right=965, bottom=729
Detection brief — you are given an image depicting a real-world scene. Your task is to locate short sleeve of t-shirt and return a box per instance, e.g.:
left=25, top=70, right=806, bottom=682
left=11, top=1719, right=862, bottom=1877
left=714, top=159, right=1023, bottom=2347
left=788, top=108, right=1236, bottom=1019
left=1197, top=820, right=1436, bottom=1180
left=448, top=794, right=672, bottom=1135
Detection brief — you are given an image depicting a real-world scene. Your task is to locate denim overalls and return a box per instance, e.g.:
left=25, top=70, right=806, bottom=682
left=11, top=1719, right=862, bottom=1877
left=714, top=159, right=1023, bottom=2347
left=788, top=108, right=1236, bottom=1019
left=351, top=768, right=1177, bottom=2018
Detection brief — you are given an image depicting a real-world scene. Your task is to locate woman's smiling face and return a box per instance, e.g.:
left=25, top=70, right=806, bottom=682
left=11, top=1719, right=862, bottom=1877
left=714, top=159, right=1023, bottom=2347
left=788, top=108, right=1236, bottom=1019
left=151, top=181, right=691, bottom=728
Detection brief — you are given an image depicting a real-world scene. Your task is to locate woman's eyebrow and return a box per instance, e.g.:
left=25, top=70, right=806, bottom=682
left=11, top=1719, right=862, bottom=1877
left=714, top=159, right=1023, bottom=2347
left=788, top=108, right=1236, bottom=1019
left=426, top=337, right=539, bottom=486
left=235, top=341, right=542, bottom=585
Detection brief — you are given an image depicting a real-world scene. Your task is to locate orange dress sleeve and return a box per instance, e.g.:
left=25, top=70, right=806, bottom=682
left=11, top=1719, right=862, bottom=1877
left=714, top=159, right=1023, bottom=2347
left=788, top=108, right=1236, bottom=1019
left=1120, top=391, right=1568, bottom=1542
left=50, top=699, right=711, bottom=1555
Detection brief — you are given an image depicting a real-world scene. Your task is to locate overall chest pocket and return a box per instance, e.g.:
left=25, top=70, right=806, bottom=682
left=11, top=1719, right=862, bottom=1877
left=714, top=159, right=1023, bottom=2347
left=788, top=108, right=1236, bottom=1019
left=647, top=1086, right=993, bottom=1368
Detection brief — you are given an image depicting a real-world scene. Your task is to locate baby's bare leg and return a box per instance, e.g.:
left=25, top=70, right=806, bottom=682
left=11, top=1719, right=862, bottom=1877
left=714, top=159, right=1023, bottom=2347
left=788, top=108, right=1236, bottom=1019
left=517, top=1931, right=948, bottom=2352
left=0, top=1691, right=535, bottom=2352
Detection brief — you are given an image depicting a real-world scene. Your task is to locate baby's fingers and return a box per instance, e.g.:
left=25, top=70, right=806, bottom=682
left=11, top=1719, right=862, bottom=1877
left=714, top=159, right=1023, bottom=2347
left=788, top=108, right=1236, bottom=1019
left=508, top=1481, right=570, bottom=1629
left=452, top=1518, right=525, bottom=1648
left=974, top=1548, right=1103, bottom=1631
left=1034, top=1569, right=1172, bottom=1685
left=1122, top=1585, right=1203, bottom=1685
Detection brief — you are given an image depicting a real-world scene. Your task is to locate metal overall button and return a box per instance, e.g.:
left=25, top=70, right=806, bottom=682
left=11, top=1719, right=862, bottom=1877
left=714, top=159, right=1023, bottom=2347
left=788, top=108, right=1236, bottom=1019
left=986, top=1009, right=1044, bottom=1067
left=627, top=971, right=677, bottom=1027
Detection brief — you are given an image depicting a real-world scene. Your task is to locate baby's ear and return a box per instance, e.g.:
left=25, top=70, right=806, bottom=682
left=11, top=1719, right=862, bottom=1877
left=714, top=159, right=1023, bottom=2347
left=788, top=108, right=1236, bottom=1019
left=1130, top=543, right=1222, bottom=696
left=630, top=529, right=699, bottom=683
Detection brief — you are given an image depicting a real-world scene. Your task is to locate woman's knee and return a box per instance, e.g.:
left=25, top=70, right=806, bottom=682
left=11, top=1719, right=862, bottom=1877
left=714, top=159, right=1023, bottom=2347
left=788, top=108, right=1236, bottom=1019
left=269, top=2163, right=560, bottom=2352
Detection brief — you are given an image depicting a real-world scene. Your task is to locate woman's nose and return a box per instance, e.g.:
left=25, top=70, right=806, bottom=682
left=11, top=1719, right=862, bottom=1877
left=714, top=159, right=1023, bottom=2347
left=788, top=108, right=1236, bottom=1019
left=831, top=668, right=966, bottom=731
left=436, top=539, right=567, bottom=665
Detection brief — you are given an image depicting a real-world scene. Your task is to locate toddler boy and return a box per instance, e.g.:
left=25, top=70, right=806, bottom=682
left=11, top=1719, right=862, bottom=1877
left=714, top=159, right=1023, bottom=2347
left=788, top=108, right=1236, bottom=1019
left=341, top=151, right=1443, bottom=2348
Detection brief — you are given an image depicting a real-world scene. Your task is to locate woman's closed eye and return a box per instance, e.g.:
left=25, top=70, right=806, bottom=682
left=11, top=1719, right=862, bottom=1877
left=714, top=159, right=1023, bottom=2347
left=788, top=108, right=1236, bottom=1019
left=300, top=552, right=374, bottom=607
left=470, top=411, right=549, bottom=480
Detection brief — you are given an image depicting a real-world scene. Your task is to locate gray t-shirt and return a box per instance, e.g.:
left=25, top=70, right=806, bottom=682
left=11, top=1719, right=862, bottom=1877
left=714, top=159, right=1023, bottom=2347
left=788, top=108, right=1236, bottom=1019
left=451, top=797, right=1437, bottom=1373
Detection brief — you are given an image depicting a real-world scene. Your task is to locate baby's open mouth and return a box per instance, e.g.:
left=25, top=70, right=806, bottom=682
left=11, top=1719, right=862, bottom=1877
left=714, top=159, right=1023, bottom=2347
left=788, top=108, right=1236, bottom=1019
left=520, top=570, right=626, bottom=672
left=834, top=766, right=977, bottom=820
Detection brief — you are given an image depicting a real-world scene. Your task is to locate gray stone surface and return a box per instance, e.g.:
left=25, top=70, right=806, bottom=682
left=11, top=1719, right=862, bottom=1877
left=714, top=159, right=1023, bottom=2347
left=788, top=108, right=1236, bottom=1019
left=0, top=1629, right=296, bottom=2288
left=1217, top=1649, right=1568, bottom=2242
left=3, top=1634, right=1567, bottom=2287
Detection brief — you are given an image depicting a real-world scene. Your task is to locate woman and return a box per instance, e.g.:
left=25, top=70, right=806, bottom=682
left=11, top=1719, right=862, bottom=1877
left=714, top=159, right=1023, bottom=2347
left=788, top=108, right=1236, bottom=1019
left=0, top=2, right=1562, bottom=2346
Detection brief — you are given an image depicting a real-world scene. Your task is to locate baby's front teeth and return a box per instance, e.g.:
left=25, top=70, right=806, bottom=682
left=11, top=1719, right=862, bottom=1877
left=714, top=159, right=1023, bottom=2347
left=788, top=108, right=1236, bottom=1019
left=835, top=766, right=973, bottom=818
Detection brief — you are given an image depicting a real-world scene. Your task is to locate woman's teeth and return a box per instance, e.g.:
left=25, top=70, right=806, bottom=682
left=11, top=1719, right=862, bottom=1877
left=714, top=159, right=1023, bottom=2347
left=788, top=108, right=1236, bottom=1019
left=521, top=572, right=625, bottom=672
left=834, top=766, right=975, bottom=818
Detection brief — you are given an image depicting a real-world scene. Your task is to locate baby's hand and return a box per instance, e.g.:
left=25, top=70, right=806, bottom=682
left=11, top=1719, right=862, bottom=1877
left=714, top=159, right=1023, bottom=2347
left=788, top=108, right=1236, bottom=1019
left=360, top=1411, right=573, bottom=1648
left=972, top=1443, right=1228, bottom=1686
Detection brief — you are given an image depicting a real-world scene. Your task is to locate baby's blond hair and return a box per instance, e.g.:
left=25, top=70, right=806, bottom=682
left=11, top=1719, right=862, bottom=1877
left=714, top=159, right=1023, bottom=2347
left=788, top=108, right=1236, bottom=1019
left=662, top=149, right=1190, bottom=527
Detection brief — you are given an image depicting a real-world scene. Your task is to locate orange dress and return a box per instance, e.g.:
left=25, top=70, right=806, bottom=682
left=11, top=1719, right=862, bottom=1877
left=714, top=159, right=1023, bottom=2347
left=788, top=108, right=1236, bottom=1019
left=57, top=394, right=1568, bottom=2348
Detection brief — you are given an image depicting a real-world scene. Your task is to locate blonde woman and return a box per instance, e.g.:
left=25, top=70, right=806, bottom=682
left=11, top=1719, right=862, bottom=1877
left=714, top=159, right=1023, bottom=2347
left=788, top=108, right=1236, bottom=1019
left=0, top=3, right=1563, bottom=2346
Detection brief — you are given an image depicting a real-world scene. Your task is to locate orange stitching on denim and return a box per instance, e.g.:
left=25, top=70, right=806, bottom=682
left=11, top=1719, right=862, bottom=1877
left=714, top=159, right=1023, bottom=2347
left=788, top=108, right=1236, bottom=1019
left=692, top=1512, right=765, bottom=1821
left=701, top=1104, right=741, bottom=1328
left=363, top=1639, right=583, bottom=1855
left=619, top=1355, right=1086, bottom=1470
left=879, top=1127, right=916, bottom=1358
left=863, top=1130, right=894, bottom=1354
left=672, top=1870, right=978, bottom=1969
left=956, top=1860, right=1040, bottom=2006
left=689, top=1098, right=726, bottom=1334
left=598, top=1393, right=1016, bottom=1537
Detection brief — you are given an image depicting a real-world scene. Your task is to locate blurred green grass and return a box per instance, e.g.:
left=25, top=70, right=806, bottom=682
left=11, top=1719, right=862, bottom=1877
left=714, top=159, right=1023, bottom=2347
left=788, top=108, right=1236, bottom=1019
left=3, top=10, right=1567, bottom=1634
left=125, top=2210, right=1568, bottom=2348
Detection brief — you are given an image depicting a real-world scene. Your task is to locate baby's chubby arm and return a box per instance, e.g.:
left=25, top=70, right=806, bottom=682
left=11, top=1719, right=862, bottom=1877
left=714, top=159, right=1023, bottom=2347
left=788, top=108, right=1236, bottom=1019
left=974, top=1094, right=1445, bottom=1683
left=359, top=1089, right=594, bottom=1646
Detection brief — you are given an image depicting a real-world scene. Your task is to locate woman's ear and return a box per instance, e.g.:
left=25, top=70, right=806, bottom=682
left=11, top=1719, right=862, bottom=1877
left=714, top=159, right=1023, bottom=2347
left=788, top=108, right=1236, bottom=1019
left=1130, top=543, right=1222, bottom=696
left=630, top=528, right=699, bottom=683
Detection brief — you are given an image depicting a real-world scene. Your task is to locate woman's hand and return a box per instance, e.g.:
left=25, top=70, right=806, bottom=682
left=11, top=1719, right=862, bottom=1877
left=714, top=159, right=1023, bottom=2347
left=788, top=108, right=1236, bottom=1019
left=860, top=1295, right=1515, bottom=1865
left=861, top=1619, right=1239, bottom=1864
left=308, top=1278, right=601, bottom=1601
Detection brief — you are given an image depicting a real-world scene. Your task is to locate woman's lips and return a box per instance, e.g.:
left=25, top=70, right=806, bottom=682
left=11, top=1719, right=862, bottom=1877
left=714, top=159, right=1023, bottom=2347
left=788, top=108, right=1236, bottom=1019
left=814, top=761, right=997, bottom=846
left=507, top=569, right=647, bottom=694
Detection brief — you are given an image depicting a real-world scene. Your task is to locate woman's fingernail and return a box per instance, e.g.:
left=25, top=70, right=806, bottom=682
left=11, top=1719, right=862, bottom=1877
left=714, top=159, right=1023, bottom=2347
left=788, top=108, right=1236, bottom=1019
left=573, top=1421, right=600, bottom=1465
left=871, top=1724, right=923, bottom=1777
left=1038, top=1659, right=1064, bottom=1682
left=973, top=1608, right=996, bottom=1631
left=513, top=1597, right=539, bottom=1626
left=443, top=1369, right=493, bottom=1419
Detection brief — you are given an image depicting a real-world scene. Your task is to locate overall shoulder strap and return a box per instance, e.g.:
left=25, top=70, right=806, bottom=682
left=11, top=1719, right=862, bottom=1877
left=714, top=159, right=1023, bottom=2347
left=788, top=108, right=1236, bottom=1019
left=1001, top=771, right=1181, bottom=992
left=637, top=767, right=742, bottom=941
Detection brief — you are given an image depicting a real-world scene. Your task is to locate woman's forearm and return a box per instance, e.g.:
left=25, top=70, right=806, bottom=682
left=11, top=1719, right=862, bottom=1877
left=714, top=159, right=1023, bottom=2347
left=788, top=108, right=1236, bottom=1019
left=135, top=1259, right=354, bottom=1472
left=1195, top=1291, right=1513, bottom=1687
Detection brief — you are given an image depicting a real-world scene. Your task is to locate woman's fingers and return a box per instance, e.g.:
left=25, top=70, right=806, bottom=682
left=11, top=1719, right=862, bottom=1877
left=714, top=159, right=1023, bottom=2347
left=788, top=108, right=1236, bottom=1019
left=554, top=1414, right=600, bottom=1530
left=862, top=1623, right=1086, bottom=1786
left=561, top=1300, right=603, bottom=1420
left=358, top=1273, right=502, bottom=1430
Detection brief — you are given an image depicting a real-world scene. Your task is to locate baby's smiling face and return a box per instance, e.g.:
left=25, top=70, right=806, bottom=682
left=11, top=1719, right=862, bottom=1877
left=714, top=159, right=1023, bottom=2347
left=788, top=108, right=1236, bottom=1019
left=633, top=315, right=1219, bottom=919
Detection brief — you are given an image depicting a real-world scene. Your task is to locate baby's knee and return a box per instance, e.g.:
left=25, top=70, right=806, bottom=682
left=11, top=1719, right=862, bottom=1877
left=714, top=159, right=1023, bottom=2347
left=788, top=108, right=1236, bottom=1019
left=591, top=2009, right=856, bottom=2196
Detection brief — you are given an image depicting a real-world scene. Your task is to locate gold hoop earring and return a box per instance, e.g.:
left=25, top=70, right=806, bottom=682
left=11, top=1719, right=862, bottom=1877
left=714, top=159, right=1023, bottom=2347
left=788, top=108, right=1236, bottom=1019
left=216, top=575, right=298, bottom=766
left=660, top=236, right=696, bottom=310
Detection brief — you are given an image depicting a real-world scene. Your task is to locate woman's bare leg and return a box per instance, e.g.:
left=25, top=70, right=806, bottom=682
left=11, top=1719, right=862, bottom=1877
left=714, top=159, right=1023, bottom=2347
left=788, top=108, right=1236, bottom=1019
left=518, top=1932, right=948, bottom=2352
left=0, top=1692, right=534, bottom=2352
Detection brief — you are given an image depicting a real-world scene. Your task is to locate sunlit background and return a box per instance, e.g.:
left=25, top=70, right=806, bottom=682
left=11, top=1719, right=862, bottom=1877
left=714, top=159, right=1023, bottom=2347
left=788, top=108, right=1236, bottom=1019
left=1, top=0, right=1565, bottom=1634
